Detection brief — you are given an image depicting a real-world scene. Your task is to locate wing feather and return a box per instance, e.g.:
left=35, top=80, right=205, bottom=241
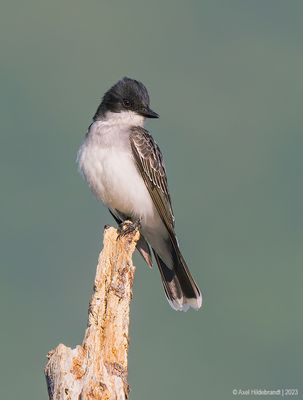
left=130, top=127, right=175, bottom=232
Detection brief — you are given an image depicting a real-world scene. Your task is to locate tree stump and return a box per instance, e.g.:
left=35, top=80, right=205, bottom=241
left=44, top=225, right=140, bottom=400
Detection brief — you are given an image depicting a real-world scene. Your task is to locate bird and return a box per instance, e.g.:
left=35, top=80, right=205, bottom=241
left=77, top=77, right=202, bottom=311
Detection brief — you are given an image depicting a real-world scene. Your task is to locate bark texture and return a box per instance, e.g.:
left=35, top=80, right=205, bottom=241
left=45, top=225, right=140, bottom=400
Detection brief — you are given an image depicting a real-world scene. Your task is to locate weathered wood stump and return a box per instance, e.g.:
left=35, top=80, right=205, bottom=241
left=45, top=226, right=139, bottom=400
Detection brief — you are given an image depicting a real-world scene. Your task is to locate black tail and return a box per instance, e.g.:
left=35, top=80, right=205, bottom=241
left=152, top=246, right=202, bottom=311
left=108, top=208, right=202, bottom=310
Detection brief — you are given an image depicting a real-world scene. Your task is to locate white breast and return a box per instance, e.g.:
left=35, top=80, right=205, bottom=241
left=77, top=118, right=156, bottom=223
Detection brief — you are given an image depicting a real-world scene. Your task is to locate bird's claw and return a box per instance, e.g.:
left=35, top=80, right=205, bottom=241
left=117, top=220, right=141, bottom=239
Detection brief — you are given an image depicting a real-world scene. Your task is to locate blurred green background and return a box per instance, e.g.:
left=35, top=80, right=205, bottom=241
left=1, top=1, right=302, bottom=399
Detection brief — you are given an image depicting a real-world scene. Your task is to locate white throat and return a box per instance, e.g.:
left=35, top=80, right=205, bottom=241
left=101, top=110, right=145, bottom=127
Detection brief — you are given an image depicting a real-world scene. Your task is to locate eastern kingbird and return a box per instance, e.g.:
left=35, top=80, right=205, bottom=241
left=77, top=77, right=202, bottom=311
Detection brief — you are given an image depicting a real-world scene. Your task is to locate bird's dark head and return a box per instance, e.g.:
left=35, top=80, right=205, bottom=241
left=94, top=77, right=159, bottom=121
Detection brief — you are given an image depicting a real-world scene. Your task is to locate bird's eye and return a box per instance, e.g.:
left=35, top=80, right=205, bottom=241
left=123, top=98, right=131, bottom=107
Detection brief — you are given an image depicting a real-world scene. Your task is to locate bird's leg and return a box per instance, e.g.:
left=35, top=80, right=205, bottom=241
left=117, top=218, right=141, bottom=238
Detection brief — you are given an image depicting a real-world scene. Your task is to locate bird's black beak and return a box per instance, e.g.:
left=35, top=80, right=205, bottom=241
left=139, top=106, right=159, bottom=118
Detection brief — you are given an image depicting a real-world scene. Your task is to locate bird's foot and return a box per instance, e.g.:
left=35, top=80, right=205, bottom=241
left=117, top=219, right=141, bottom=239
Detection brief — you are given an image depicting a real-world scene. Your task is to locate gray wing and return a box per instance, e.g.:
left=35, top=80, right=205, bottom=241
left=130, top=126, right=175, bottom=233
